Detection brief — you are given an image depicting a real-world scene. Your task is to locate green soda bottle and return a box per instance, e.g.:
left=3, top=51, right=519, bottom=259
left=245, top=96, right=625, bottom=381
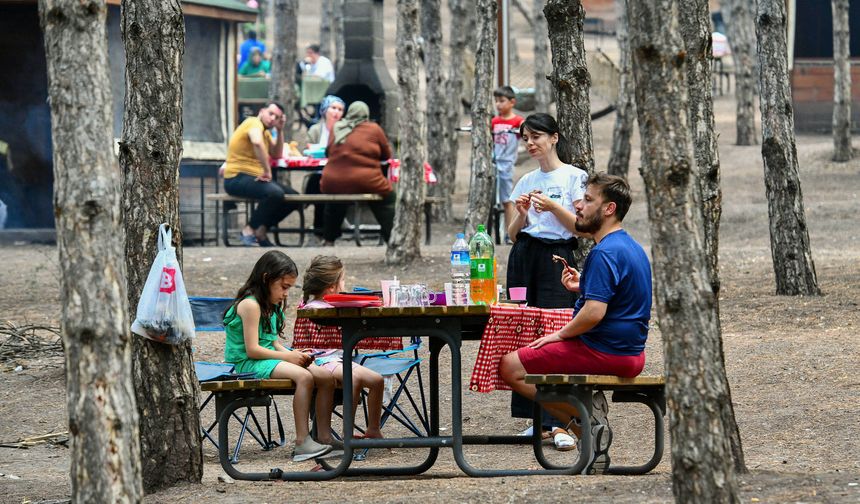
left=468, top=224, right=496, bottom=305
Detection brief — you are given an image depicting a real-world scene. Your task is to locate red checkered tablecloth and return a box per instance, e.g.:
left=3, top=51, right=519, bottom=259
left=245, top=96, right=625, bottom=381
left=469, top=305, right=573, bottom=393
left=291, top=317, right=404, bottom=352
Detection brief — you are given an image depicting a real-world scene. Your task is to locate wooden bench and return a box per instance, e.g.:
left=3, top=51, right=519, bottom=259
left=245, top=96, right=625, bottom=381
left=206, top=193, right=445, bottom=247
left=200, top=379, right=295, bottom=465
left=525, top=374, right=666, bottom=475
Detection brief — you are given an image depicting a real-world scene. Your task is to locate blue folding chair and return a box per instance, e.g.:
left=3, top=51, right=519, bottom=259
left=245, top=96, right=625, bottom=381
left=191, top=296, right=287, bottom=463
left=327, top=337, right=429, bottom=461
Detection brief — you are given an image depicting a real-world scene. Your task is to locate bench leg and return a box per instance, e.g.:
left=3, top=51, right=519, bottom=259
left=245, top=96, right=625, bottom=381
left=353, top=202, right=362, bottom=246
left=424, top=202, right=432, bottom=245
left=603, top=389, right=666, bottom=475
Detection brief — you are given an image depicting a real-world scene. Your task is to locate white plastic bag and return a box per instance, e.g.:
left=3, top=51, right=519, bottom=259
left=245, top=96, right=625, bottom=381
left=131, top=224, right=195, bottom=344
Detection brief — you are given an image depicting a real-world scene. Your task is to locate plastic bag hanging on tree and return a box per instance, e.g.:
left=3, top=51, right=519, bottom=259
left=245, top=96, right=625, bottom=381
left=131, top=224, right=195, bottom=344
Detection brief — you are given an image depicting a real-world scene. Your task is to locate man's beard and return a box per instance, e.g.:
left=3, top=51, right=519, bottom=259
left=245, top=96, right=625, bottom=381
left=575, top=211, right=602, bottom=235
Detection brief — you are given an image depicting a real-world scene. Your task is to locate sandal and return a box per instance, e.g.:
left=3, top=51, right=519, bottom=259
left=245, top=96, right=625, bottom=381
left=551, top=427, right=577, bottom=452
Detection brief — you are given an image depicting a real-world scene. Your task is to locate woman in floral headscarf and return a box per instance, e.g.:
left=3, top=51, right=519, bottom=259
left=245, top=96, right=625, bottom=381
left=307, top=95, right=345, bottom=149
left=303, top=95, right=345, bottom=243
left=320, top=101, right=394, bottom=246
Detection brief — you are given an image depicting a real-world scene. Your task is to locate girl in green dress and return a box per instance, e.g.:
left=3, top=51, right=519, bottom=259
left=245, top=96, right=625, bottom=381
left=223, top=250, right=336, bottom=462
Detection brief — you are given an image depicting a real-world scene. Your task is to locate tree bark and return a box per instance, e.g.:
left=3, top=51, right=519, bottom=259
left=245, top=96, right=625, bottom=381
left=319, top=0, right=333, bottom=58
left=724, top=0, right=758, bottom=146
left=423, top=0, right=450, bottom=222
left=544, top=0, right=594, bottom=264
left=120, top=0, right=203, bottom=492
left=464, top=0, right=497, bottom=233
left=832, top=0, right=853, bottom=162
left=678, top=0, right=721, bottom=306
left=387, top=0, right=424, bottom=264
left=629, top=1, right=741, bottom=502
left=533, top=0, right=552, bottom=112
left=679, top=0, right=747, bottom=475
left=606, top=0, right=635, bottom=178
left=755, top=0, right=821, bottom=296
left=270, top=0, right=298, bottom=135
left=442, top=0, right=470, bottom=225
left=334, top=0, right=345, bottom=70
left=38, top=0, right=143, bottom=501
left=544, top=0, right=593, bottom=172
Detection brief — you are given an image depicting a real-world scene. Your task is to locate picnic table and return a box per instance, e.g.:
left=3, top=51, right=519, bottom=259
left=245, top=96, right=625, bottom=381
left=270, top=156, right=437, bottom=184
left=295, top=305, right=593, bottom=479
left=213, top=304, right=664, bottom=480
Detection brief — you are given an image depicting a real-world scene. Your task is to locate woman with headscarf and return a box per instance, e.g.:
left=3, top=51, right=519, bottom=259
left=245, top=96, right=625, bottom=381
left=303, top=95, right=346, bottom=243
left=320, top=101, right=394, bottom=246
left=307, top=95, right=345, bottom=149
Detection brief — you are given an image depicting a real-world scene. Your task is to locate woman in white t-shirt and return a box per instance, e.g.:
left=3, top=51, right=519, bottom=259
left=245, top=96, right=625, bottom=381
left=507, top=112, right=587, bottom=308
left=506, top=113, right=587, bottom=446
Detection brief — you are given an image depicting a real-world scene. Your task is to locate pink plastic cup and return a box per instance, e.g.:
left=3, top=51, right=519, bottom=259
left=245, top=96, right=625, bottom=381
left=508, top=287, right=527, bottom=301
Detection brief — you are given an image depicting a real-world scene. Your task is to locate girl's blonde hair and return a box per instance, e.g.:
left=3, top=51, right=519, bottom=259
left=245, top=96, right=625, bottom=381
left=302, top=255, right=344, bottom=302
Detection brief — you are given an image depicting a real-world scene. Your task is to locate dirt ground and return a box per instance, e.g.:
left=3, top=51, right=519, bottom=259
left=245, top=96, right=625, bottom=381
left=1, top=90, right=859, bottom=503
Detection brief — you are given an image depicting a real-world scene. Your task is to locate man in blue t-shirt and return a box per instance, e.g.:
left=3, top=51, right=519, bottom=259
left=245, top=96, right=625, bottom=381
left=500, top=173, right=652, bottom=428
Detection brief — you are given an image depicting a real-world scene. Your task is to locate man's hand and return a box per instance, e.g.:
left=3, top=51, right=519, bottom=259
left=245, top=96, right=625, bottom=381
left=275, top=112, right=287, bottom=131
left=256, top=170, right=272, bottom=182
left=527, top=332, right=564, bottom=349
left=561, top=267, right=581, bottom=292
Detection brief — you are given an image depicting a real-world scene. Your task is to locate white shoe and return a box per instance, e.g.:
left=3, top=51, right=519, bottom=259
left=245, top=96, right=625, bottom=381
left=518, top=425, right=534, bottom=437
left=291, top=438, right=332, bottom=462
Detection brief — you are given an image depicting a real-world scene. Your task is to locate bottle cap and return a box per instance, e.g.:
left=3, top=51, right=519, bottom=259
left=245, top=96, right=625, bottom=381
left=477, top=224, right=485, bottom=232
left=457, top=233, right=465, bottom=239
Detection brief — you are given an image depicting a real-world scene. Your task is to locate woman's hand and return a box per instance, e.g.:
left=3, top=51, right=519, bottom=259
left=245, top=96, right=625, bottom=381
left=284, top=350, right=312, bottom=367
left=561, top=267, right=581, bottom=292
left=531, top=193, right=558, bottom=214
left=256, top=170, right=273, bottom=182
left=514, top=194, right=531, bottom=216
left=527, top=332, right=563, bottom=349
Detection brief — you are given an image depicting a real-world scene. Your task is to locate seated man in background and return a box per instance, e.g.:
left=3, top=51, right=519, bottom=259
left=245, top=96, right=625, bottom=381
left=222, top=102, right=300, bottom=247
left=303, top=44, right=335, bottom=83
left=500, top=173, right=652, bottom=445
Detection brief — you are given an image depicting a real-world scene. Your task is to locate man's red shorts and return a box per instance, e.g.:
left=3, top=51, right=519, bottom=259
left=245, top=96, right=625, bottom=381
left=517, top=337, right=645, bottom=378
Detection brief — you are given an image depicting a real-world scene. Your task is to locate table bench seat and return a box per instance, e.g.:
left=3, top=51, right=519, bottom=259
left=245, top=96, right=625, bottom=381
left=201, top=378, right=295, bottom=393
left=206, top=193, right=445, bottom=247
left=526, top=373, right=666, bottom=475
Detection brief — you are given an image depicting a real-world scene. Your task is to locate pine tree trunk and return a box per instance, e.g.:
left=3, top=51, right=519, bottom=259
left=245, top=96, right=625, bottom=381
left=443, top=0, right=469, bottom=223
left=320, top=0, right=333, bottom=57
left=755, top=0, right=821, bottom=296
left=38, top=0, right=143, bottom=500
left=464, top=0, right=497, bottom=232
left=334, top=0, right=345, bottom=70
left=544, top=0, right=594, bottom=264
left=270, top=0, right=298, bottom=136
left=606, top=0, right=635, bottom=178
left=423, top=0, right=451, bottom=222
left=533, top=0, right=552, bottom=112
left=724, top=0, right=758, bottom=146
left=386, top=0, right=424, bottom=264
left=832, top=0, right=852, bottom=162
left=120, top=0, right=203, bottom=491
left=678, top=0, right=747, bottom=475
left=678, top=0, right=721, bottom=304
left=544, top=0, right=594, bottom=173
left=629, top=1, right=740, bottom=502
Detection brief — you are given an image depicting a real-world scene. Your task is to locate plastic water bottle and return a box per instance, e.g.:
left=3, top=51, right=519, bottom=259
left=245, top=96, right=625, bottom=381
left=450, top=233, right=470, bottom=305
left=469, top=224, right=496, bottom=305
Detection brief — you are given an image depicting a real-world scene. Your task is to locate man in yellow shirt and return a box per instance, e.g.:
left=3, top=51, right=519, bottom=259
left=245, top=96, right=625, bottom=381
left=223, top=102, right=300, bottom=246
